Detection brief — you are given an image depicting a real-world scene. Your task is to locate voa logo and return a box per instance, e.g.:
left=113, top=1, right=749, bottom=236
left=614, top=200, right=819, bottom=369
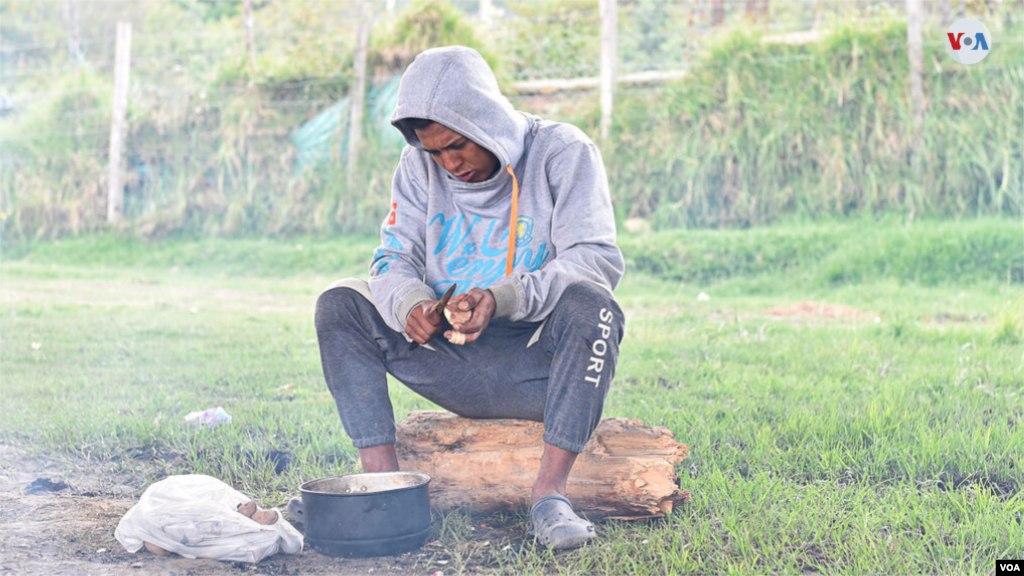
left=946, top=18, right=992, bottom=65
left=997, top=560, right=1024, bottom=575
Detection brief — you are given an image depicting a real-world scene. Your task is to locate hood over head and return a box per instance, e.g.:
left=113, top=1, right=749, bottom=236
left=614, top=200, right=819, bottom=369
left=390, top=46, right=529, bottom=173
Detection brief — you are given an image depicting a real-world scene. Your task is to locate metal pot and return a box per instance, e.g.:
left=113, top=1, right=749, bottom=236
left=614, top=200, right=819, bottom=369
left=293, top=472, right=431, bottom=558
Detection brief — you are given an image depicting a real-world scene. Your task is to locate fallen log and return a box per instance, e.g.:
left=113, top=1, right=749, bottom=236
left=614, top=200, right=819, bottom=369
left=395, top=411, right=690, bottom=520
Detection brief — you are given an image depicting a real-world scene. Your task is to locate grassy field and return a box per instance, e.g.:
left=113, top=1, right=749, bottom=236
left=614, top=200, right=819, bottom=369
left=2, top=217, right=1022, bottom=574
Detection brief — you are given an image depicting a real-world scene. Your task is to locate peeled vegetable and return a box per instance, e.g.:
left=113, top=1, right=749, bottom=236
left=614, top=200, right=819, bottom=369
left=252, top=509, right=279, bottom=525
left=238, top=499, right=279, bottom=525
left=237, top=500, right=257, bottom=518
left=444, top=295, right=472, bottom=345
left=145, top=542, right=171, bottom=556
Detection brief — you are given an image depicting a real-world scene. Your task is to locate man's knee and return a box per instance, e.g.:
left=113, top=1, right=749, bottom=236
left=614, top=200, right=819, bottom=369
left=315, top=279, right=372, bottom=334
left=554, top=282, right=625, bottom=342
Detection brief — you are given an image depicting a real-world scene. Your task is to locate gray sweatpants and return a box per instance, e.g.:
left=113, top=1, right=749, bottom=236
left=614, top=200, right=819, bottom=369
left=314, top=280, right=624, bottom=453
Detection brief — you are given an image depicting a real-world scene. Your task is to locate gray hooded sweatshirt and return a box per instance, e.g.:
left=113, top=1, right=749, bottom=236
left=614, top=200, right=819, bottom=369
left=368, top=46, right=624, bottom=334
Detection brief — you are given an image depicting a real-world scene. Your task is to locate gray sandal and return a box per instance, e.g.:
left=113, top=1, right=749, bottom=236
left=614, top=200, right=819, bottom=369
left=528, top=495, right=596, bottom=550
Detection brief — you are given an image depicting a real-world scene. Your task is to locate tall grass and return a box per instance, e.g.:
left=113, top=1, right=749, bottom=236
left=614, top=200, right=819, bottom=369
left=1, top=3, right=1021, bottom=238
left=605, top=18, right=1024, bottom=228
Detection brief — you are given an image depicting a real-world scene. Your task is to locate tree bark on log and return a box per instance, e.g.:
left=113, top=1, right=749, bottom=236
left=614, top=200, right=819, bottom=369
left=395, top=411, right=690, bottom=520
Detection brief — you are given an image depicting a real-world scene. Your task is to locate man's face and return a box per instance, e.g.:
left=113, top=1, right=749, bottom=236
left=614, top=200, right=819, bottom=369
left=414, top=122, right=499, bottom=183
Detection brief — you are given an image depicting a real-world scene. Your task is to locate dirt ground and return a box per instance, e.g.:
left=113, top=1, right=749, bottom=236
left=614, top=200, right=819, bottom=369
left=756, top=301, right=986, bottom=326
left=0, top=491, right=451, bottom=575
left=0, top=444, right=511, bottom=575
left=763, top=301, right=878, bottom=319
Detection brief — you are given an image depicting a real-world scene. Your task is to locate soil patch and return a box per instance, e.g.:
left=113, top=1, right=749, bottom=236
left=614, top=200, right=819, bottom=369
left=764, top=301, right=877, bottom=319
left=0, top=444, right=518, bottom=575
left=0, top=490, right=433, bottom=575
left=922, top=312, right=987, bottom=324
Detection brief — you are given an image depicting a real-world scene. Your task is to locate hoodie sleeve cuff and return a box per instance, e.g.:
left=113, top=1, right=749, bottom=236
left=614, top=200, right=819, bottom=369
left=489, top=282, right=519, bottom=319
left=397, top=289, right=434, bottom=328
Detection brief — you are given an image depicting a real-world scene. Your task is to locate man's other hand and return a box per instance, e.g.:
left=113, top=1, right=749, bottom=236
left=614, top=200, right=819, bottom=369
left=445, top=288, right=496, bottom=345
left=406, top=300, right=444, bottom=344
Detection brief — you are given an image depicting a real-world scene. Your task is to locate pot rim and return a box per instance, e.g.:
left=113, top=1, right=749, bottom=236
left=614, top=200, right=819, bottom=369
left=299, top=471, right=432, bottom=497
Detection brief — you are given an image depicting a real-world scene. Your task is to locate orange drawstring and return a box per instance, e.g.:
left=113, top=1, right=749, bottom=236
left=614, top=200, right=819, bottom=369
left=505, top=165, right=519, bottom=277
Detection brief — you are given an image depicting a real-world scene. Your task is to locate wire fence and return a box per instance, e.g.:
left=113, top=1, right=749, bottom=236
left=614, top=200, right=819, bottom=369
left=0, top=0, right=1021, bottom=236
left=0, top=0, right=1016, bottom=117
left=0, top=1, right=1008, bottom=79
left=2, top=2, right=1017, bottom=86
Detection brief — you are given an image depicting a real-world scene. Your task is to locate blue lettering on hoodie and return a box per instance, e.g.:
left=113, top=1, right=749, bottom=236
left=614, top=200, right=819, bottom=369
left=432, top=214, right=480, bottom=257
left=429, top=212, right=549, bottom=296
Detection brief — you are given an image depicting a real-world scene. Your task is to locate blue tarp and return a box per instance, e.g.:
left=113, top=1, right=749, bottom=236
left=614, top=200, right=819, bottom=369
left=290, top=74, right=405, bottom=173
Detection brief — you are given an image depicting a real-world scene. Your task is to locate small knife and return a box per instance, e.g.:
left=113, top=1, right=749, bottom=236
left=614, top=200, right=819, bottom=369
left=434, top=283, right=458, bottom=316
left=408, top=283, right=457, bottom=350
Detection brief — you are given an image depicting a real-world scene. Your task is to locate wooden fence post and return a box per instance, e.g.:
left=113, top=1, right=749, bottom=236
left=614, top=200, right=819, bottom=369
left=906, top=0, right=924, bottom=180
left=243, top=0, right=256, bottom=78
left=347, top=1, right=372, bottom=190
left=599, top=0, right=617, bottom=148
left=745, top=0, right=769, bottom=23
left=712, top=0, right=725, bottom=26
left=480, top=0, right=494, bottom=28
left=66, top=0, right=80, bottom=69
left=107, top=21, right=131, bottom=225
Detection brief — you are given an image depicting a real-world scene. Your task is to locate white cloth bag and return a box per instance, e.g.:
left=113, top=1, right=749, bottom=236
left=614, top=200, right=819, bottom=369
left=114, top=474, right=303, bottom=563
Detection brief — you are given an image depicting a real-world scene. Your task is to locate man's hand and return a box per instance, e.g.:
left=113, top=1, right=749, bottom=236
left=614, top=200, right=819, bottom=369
left=445, top=288, right=496, bottom=345
left=405, top=300, right=444, bottom=345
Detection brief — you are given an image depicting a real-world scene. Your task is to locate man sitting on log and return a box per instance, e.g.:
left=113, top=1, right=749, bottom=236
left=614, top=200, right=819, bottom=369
left=314, top=46, right=624, bottom=551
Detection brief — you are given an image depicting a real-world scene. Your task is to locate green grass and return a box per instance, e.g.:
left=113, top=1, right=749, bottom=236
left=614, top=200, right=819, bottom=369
left=2, top=219, right=1022, bottom=574
left=620, top=216, right=1024, bottom=286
